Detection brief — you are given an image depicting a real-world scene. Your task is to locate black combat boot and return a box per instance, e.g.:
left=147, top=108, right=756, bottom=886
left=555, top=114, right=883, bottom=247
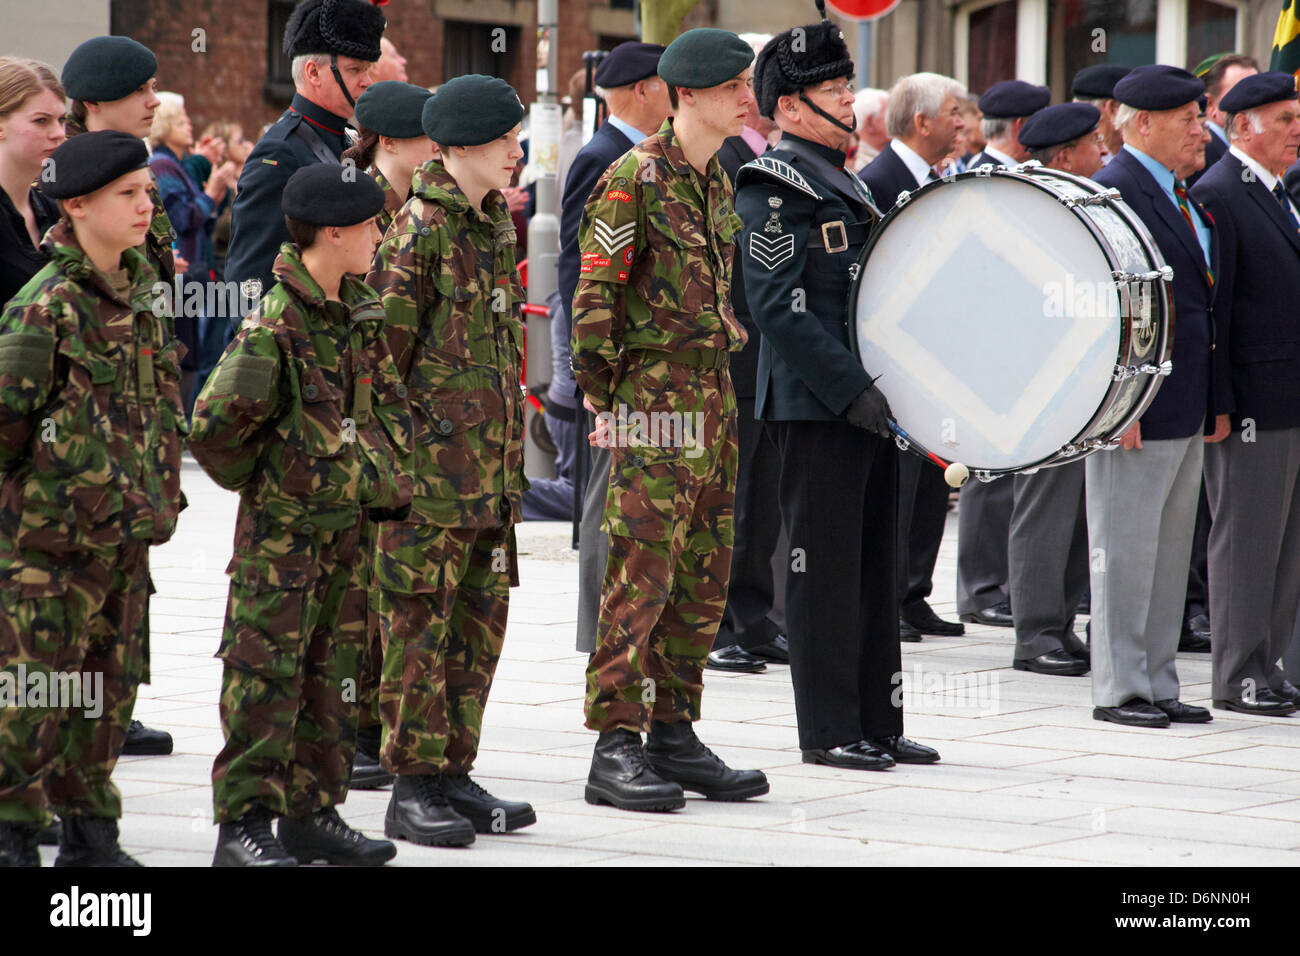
left=384, top=774, right=475, bottom=846
left=644, top=720, right=769, bottom=800
left=442, top=773, right=536, bottom=833
left=0, top=821, right=41, bottom=867
left=121, top=719, right=173, bottom=756
left=277, top=807, right=396, bottom=866
left=585, top=729, right=685, bottom=812
left=349, top=725, right=395, bottom=790
left=212, top=806, right=298, bottom=867
left=55, top=815, right=142, bottom=867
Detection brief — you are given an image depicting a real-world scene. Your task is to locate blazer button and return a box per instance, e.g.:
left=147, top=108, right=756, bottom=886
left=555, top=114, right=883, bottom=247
left=439, top=419, right=454, bottom=435
left=62, top=505, right=76, bottom=523
left=303, top=383, right=319, bottom=400
left=395, top=384, right=408, bottom=398
left=301, top=522, right=316, bottom=535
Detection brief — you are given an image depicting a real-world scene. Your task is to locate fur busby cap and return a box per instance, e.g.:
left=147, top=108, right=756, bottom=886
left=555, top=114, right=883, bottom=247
left=283, top=0, right=387, bottom=62
left=754, top=21, right=854, bottom=119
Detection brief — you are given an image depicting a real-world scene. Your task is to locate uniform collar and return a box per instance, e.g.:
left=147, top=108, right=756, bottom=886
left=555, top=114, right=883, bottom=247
left=41, top=220, right=154, bottom=306
left=1228, top=144, right=1280, bottom=192
left=780, top=132, right=848, bottom=168
left=271, top=241, right=380, bottom=316
left=289, top=92, right=350, bottom=140
left=410, top=157, right=510, bottom=223
left=655, top=118, right=722, bottom=183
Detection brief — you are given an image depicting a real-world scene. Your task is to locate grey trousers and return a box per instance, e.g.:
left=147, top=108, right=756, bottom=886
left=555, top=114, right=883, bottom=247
left=575, top=443, right=611, bottom=654
left=1086, top=434, right=1202, bottom=707
left=955, top=478, right=1012, bottom=615
left=1008, top=462, right=1089, bottom=660
left=1206, top=427, right=1300, bottom=701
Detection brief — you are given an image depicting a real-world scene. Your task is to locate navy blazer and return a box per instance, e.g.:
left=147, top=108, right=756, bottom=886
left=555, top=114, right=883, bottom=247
left=558, top=120, right=637, bottom=315
left=858, top=141, right=927, bottom=210
left=1191, top=152, right=1300, bottom=430
left=1094, top=149, right=1222, bottom=440
left=1186, top=129, right=1228, bottom=187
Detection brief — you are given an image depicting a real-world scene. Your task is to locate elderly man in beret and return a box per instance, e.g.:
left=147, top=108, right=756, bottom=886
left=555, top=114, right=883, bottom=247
left=226, top=0, right=385, bottom=307
left=1188, top=72, right=1300, bottom=717
left=1087, top=65, right=1230, bottom=729
left=0, top=131, right=187, bottom=866
left=570, top=28, right=768, bottom=811
left=1072, top=64, right=1132, bottom=164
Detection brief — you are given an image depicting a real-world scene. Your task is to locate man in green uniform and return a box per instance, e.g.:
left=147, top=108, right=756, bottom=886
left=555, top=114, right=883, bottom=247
left=571, top=28, right=769, bottom=812
left=0, top=132, right=187, bottom=866
left=190, top=165, right=412, bottom=867
left=366, top=75, right=535, bottom=847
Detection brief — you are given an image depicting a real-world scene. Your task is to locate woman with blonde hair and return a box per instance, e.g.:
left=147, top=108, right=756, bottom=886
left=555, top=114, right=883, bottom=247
left=0, top=57, right=66, bottom=306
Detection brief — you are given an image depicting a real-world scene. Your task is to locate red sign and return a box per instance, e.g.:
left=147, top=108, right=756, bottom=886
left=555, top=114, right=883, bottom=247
left=826, top=0, right=902, bottom=20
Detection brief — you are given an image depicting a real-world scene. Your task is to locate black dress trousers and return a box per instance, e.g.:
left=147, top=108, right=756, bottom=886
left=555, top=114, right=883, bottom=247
left=897, top=452, right=949, bottom=614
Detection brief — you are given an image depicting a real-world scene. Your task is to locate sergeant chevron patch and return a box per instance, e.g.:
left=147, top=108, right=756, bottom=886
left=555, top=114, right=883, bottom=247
left=592, top=218, right=636, bottom=256
left=749, top=232, right=795, bottom=270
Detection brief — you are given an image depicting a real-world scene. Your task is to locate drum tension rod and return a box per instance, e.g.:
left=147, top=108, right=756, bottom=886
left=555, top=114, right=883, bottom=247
left=1060, top=188, right=1121, bottom=207
left=1112, top=360, right=1174, bottom=381
left=1112, top=267, right=1173, bottom=283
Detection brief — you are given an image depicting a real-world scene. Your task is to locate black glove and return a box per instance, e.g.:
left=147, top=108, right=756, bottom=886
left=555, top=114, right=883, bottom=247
left=845, top=385, right=893, bottom=439
left=367, top=503, right=412, bottom=523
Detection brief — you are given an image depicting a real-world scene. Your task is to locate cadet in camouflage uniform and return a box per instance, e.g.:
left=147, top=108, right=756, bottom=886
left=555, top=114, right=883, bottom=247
left=571, top=30, right=769, bottom=812
left=347, top=81, right=437, bottom=237
left=0, top=132, right=186, bottom=867
left=61, top=35, right=179, bottom=760
left=366, top=75, right=535, bottom=847
left=190, top=166, right=411, bottom=867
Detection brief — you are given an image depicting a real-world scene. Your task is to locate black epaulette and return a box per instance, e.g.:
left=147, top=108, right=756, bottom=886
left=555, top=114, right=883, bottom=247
left=736, top=155, right=822, bottom=200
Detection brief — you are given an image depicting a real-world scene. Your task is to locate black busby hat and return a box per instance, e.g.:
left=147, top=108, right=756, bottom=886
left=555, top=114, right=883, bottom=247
left=754, top=21, right=854, bottom=119
left=283, top=0, right=387, bottom=62
left=44, top=131, right=150, bottom=199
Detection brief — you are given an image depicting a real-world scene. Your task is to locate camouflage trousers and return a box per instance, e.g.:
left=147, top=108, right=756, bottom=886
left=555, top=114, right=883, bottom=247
left=0, top=540, right=150, bottom=823
left=358, top=517, right=383, bottom=734
left=375, top=521, right=514, bottom=775
left=584, top=369, right=738, bottom=733
left=211, top=509, right=371, bottom=823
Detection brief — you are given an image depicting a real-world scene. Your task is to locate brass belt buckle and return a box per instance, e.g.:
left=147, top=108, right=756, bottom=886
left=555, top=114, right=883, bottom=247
left=821, top=220, right=848, bottom=254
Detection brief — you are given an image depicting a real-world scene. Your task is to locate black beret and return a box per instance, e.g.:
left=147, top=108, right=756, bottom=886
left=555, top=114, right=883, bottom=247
left=283, top=0, right=386, bottom=62
left=422, top=75, right=525, bottom=147
left=977, top=80, right=1051, bottom=119
left=1219, top=71, right=1300, bottom=113
left=44, top=131, right=149, bottom=199
left=1019, top=102, right=1100, bottom=150
left=355, top=81, right=433, bottom=139
left=1113, top=65, right=1204, bottom=111
left=1072, top=64, right=1131, bottom=99
left=61, top=36, right=157, bottom=103
left=754, top=22, right=853, bottom=119
left=594, top=42, right=666, bottom=89
left=282, top=164, right=385, bottom=225
left=658, top=28, right=755, bottom=90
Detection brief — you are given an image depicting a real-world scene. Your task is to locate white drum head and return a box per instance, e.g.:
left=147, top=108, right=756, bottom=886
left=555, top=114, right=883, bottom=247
left=855, top=174, right=1121, bottom=472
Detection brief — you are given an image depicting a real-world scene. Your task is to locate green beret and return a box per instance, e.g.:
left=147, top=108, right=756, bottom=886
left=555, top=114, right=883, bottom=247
left=422, top=75, right=525, bottom=147
left=355, top=81, right=433, bottom=139
left=61, top=36, right=157, bottom=103
left=282, top=164, right=386, bottom=226
left=44, top=131, right=149, bottom=199
left=658, top=28, right=754, bottom=89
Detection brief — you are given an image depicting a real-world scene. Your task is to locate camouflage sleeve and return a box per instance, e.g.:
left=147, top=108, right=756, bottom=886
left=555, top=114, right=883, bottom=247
left=0, top=299, right=59, bottom=471
left=367, top=220, right=431, bottom=381
left=570, top=159, right=639, bottom=413
left=371, top=332, right=414, bottom=488
left=187, top=322, right=283, bottom=491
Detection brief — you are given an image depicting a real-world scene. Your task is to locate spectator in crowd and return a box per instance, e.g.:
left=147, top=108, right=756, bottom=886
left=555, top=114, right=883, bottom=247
left=850, top=87, right=887, bottom=172
left=958, top=95, right=984, bottom=163
left=373, top=36, right=409, bottom=83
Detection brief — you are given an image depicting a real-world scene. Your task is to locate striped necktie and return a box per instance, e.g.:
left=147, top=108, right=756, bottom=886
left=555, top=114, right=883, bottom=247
left=1173, top=180, right=1213, bottom=286
left=1272, top=181, right=1300, bottom=230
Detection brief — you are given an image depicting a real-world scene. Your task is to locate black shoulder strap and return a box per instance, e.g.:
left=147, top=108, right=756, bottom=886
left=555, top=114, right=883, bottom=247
left=778, top=138, right=880, bottom=218
left=291, top=115, right=341, bottom=167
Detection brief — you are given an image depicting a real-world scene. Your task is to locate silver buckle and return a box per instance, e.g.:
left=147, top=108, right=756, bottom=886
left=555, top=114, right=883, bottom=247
left=820, top=220, right=848, bottom=253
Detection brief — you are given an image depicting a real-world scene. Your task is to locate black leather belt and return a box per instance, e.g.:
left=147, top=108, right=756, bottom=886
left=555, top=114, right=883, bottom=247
left=814, top=219, right=872, bottom=253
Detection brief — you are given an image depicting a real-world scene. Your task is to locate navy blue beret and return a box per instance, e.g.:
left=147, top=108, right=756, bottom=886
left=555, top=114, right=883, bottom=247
left=61, top=36, right=157, bottom=103
left=1113, top=65, right=1204, bottom=110
left=44, top=131, right=149, bottom=199
left=978, top=80, right=1050, bottom=119
left=282, top=164, right=385, bottom=225
left=422, top=74, right=525, bottom=147
left=658, top=28, right=754, bottom=90
left=1072, top=64, right=1131, bottom=99
left=355, top=81, right=433, bottom=139
left=595, top=42, right=666, bottom=88
left=1219, top=71, right=1300, bottom=113
left=1019, top=102, right=1101, bottom=149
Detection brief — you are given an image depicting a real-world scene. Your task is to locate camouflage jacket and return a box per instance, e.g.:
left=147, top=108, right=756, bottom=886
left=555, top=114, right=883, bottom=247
left=367, top=158, right=528, bottom=529
left=0, top=221, right=187, bottom=565
left=570, top=118, right=747, bottom=413
left=188, top=243, right=413, bottom=532
left=369, top=166, right=406, bottom=238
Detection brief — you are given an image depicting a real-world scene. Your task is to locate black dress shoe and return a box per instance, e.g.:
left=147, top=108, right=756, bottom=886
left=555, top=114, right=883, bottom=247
left=1274, top=680, right=1300, bottom=704
left=1213, top=690, right=1298, bottom=716
left=0, top=821, right=41, bottom=867
left=1013, top=649, right=1089, bottom=676
left=644, top=720, right=768, bottom=800
left=864, top=735, right=940, bottom=764
left=277, top=807, right=395, bottom=866
left=349, top=726, right=395, bottom=790
left=705, top=645, right=766, bottom=673
left=748, top=634, right=790, bottom=663
left=961, top=602, right=1014, bottom=628
left=55, top=814, right=142, bottom=867
left=1094, top=699, right=1170, bottom=728
left=1179, top=614, right=1211, bottom=652
left=1154, top=699, right=1212, bottom=723
left=442, top=774, right=536, bottom=832
left=585, top=729, right=685, bottom=811
left=213, top=806, right=297, bottom=867
left=898, top=618, right=923, bottom=643
left=121, top=719, right=173, bottom=756
left=802, top=740, right=895, bottom=771
left=902, top=601, right=965, bottom=636
left=384, top=774, right=476, bottom=846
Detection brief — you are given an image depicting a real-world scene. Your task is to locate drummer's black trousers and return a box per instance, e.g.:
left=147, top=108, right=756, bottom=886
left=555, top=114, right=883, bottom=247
left=766, top=419, right=905, bottom=749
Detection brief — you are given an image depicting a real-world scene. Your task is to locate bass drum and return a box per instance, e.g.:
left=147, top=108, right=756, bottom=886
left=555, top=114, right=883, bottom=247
left=850, top=163, right=1174, bottom=477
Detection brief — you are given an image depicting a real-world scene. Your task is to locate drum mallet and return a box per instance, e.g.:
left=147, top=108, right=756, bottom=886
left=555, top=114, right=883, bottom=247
left=888, top=421, right=970, bottom=488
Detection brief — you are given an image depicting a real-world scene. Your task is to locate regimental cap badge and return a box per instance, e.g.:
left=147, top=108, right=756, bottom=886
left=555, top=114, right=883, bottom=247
left=767, top=196, right=783, bottom=209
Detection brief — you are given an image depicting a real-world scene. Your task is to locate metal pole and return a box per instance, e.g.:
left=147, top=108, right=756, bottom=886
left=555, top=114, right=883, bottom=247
left=857, top=20, right=872, bottom=89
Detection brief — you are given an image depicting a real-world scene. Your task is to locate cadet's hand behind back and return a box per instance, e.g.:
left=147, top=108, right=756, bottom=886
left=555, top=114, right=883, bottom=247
left=846, top=385, right=893, bottom=439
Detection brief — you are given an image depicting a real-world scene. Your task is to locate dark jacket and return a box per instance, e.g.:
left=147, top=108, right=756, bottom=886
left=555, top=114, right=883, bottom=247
left=0, top=184, right=59, bottom=308
left=717, top=133, right=762, bottom=399
left=558, top=120, right=637, bottom=315
left=858, top=141, right=928, bottom=211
